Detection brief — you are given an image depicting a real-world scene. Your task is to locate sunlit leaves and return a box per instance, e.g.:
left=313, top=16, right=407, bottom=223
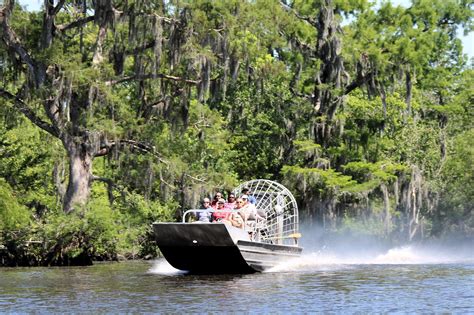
left=0, top=178, right=31, bottom=230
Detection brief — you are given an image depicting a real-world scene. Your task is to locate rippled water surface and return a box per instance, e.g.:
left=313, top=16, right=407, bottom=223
left=1, top=246, right=473, bottom=313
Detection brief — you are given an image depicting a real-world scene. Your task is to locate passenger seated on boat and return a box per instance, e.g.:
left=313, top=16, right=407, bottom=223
left=239, top=195, right=265, bottom=229
left=228, top=212, right=244, bottom=228
left=211, top=198, right=232, bottom=223
left=241, top=187, right=257, bottom=205
left=211, top=192, right=223, bottom=208
left=231, top=198, right=246, bottom=228
left=235, top=198, right=244, bottom=208
left=195, top=197, right=213, bottom=222
left=225, top=193, right=236, bottom=209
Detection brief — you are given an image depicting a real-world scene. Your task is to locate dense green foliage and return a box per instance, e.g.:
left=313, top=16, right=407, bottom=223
left=0, top=0, right=472, bottom=265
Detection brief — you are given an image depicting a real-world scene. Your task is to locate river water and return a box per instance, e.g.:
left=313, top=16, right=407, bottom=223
left=1, top=244, right=473, bottom=313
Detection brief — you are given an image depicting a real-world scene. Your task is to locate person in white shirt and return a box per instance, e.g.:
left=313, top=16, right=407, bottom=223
left=196, top=197, right=213, bottom=222
left=239, top=194, right=264, bottom=223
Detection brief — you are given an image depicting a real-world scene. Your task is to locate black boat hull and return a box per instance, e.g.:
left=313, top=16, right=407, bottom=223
left=152, top=223, right=302, bottom=274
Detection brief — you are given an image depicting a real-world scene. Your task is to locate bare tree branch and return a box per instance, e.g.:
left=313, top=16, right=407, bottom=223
left=184, top=173, right=206, bottom=183
left=289, top=87, right=314, bottom=102
left=279, top=1, right=317, bottom=26
left=52, top=0, right=67, bottom=15
left=56, top=16, right=95, bottom=32
left=0, top=88, right=59, bottom=137
left=344, top=74, right=370, bottom=95
left=106, top=73, right=200, bottom=86
left=126, top=41, right=156, bottom=55
left=95, top=139, right=167, bottom=163
left=159, top=172, right=177, bottom=189
left=1, top=2, right=38, bottom=80
left=56, top=10, right=178, bottom=34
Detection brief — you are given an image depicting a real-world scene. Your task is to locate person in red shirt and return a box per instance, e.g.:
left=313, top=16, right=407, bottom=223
left=211, top=192, right=223, bottom=208
left=225, top=193, right=236, bottom=209
left=211, top=198, right=231, bottom=222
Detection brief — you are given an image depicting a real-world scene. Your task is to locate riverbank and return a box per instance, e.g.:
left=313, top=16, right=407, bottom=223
left=0, top=247, right=158, bottom=267
left=0, top=231, right=159, bottom=267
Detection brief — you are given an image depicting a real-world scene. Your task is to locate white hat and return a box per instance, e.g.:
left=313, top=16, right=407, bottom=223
left=241, top=194, right=249, bottom=199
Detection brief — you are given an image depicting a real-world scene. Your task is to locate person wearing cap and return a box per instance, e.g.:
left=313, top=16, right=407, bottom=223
left=196, top=197, right=213, bottom=222
left=239, top=194, right=260, bottom=222
left=241, top=187, right=257, bottom=204
left=211, top=198, right=232, bottom=223
left=219, top=198, right=244, bottom=228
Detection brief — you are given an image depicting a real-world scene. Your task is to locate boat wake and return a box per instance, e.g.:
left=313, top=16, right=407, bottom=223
left=148, top=243, right=473, bottom=275
left=148, top=259, right=188, bottom=276
left=266, top=244, right=474, bottom=273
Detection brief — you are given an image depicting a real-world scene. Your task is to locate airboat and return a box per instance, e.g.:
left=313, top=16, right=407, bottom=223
left=152, top=179, right=303, bottom=273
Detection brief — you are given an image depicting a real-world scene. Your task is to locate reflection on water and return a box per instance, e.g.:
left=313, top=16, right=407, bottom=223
left=1, top=245, right=473, bottom=313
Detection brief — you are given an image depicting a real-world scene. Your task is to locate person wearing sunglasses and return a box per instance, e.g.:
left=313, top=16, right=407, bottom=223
left=225, top=193, right=236, bottom=209
left=211, top=192, right=223, bottom=208
left=195, top=197, right=213, bottom=222
left=235, top=198, right=244, bottom=208
left=239, top=194, right=264, bottom=224
left=211, top=198, right=244, bottom=228
left=211, top=198, right=231, bottom=222
left=223, top=198, right=243, bottom=228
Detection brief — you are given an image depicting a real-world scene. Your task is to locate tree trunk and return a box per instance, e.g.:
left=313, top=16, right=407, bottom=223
left=62, top=139, right=93, bottom=213
left=381, top=183, right=391, bottom=234
left=405, top=70, right=412, bottom=116
left=312, top=0, right=345, bottom=146
left=41, top=0, right=55, bottom=49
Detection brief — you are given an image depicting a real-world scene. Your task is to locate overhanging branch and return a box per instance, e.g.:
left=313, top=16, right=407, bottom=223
left=344, top=71, right=373, bottom=95
left=106, top=73, right=200, bottom=86
left=126, top=41, right=156, bottom=55
left=95, top=139, right=167, bottom=163
left=56, top=16, right=95, bottom=32
left=0, top=2, right=37, bottom=78
left=279, top=1, right=317, bottom=26
left=0, top=88, right=58, bottom=137
left=52, top=0, right=67, bottom=15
